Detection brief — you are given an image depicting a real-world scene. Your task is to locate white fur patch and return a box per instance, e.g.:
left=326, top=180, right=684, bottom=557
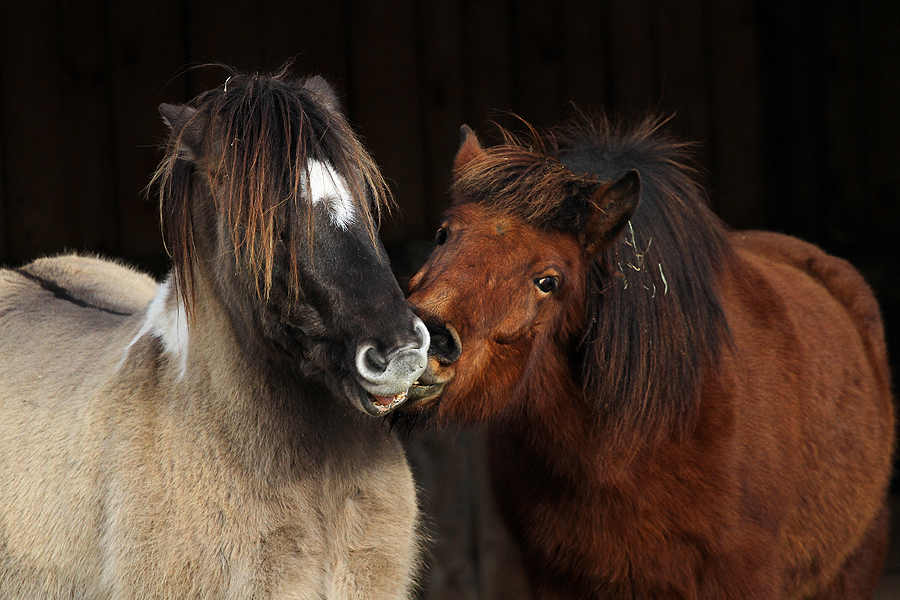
left=304, top=159, right=356, bottom=229
left=123, top=277, right=189, bottom=377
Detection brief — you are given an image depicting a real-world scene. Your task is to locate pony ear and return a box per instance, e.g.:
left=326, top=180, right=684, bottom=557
left=159, top=103, right=205, bottom=161
left=454, top=125, right=485, bottom=173
left=582, top=169, right=641, bottom=258
left=159, top=103, right=196, bottom=135
left=304, top=75, right=343, bottom=113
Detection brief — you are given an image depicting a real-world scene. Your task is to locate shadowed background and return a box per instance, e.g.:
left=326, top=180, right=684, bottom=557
left=1, top=0, right=898, bottom=597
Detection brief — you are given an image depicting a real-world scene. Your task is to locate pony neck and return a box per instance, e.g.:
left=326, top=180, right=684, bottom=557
left=496, top=354, right=679, bottom=484
left=146, top=270, right=369, bottom=478
left=495, top=353, right=605, bottom=479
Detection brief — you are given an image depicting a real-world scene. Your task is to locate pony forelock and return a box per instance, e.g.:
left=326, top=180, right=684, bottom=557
left=152, top=68, right=393, bottom=316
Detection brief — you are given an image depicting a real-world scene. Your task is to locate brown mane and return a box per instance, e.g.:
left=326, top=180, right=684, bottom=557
left=153, top=67, right=392, bottom=307
left=451, top=128, right=600, bottom=234
left=453, top=116, right=735, bottom=454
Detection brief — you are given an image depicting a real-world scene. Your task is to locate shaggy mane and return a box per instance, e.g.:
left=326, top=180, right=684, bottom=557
left=452, top=127, right=601, bottom=234
left=456, top=116, right=734, bottom=452
left=153, top=67, right=392, bottom=308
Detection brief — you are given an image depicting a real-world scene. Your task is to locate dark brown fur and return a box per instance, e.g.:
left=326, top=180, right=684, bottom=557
left=405, top=116, right=895, bottom=599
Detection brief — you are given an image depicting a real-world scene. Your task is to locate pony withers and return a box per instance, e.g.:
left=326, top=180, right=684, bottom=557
left=401, top=117, right=894, bottom=599
left=0, top=70, right=428, bottom=599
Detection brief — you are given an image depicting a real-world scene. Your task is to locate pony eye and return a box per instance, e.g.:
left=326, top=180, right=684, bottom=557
left=534, top=276, right=559, bottom=294
left=434, top=227, right=449, bottom=246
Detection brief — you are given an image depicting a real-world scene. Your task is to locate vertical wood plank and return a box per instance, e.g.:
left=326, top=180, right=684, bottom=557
left=513, top=2, right=563, bottom=126
left=861, top=0, right=900, bottom=242
left=184, top=2, right=352, bottom=102
left=57, top=0, right=120, bottom=257
left=418, top=0, right=466, bottom=234
left=755, top=0, right=825, bottom=238
left=463, top=0, right=514, bottom=134
left=108, top=0, right=187, bottom=266
left=560, top=0, right=609, bottom=112
left=820, top=0, right=865, bottom=245
left=606, top=0, right=656, bottom=115
left=186, top=0, right=265, bottom=77
left=653, top=0, right=713, bottom=169
left=706, top=0, right=765, bottom=228
left=0, top=0, right=70, bottom=262
left=259, top=0, right=351, bottom=83
left=347, top=0, right=424, bottom=243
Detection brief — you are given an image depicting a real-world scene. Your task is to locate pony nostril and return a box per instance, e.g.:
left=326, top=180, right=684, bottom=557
left=363, top=347, right=388, bottom=374
left=427, top=321, right=461, bottom=364
left=355, top=325, right=429, bottom=397
left=414, top=320, right=429, bottom=349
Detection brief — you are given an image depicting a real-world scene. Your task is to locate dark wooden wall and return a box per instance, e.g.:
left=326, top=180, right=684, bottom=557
left=1, top=1, right=898, bottom=598
left=2, top=1, right=897, bottom=263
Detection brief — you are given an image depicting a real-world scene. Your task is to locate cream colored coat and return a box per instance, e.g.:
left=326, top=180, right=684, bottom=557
left=0, top=255, right=420, bottom=599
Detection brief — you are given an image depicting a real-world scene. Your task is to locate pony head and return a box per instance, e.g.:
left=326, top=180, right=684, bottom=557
left=402, top=117, right=730, bottom=456
left=404, top=125, right=639, bottom=422
left=154, top=69, right=428, bottom=416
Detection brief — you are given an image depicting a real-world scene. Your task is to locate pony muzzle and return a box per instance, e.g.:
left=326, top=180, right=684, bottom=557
left=355, top=320, right=430, bottom=415
left=402, top=322, right=461, bottom=411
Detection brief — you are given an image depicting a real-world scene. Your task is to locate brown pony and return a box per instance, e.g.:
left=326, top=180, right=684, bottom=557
left=402, top=116, right=895, bottom=599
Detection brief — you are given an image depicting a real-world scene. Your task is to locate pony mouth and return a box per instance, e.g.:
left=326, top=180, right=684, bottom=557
left=407, top=381, right=445, bottom=404
left=367, top=391, right=409, bottom=415
left=400, top=375, right=447, bottom=412
left=398, top=354, right=454, bottom=411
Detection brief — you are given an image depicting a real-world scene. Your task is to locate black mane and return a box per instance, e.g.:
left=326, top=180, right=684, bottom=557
left=557, top=116, right=733, bottom=452
left=453, top=115, right=734, bottom=453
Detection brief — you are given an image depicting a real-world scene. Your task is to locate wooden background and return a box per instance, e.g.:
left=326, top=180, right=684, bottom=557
left=1, top=0, right=898, bottom=597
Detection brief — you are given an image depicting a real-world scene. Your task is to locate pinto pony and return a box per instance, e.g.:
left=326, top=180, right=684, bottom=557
left=0, top=70, right=429, bottom=599
left=403, top=117, right=895, bottom=599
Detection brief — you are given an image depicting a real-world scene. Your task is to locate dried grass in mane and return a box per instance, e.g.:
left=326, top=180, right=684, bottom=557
left=153, top=67, right=392, bottom=312
left=456, top=115, right=734, bottom=455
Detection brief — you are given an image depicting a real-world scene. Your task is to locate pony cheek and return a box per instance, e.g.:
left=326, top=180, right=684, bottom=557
left=407, top=281, right=457, bottom=325
left=492, top=297, right=543, bottom=344
left=440, top=336, right=528, bottom=422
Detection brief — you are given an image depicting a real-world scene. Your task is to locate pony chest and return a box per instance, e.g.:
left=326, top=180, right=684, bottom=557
left=258, top=466, right=419, bottom=598
left=489, top=436, right=724, bottom=595
left=105, top=433, right=419, bottom=599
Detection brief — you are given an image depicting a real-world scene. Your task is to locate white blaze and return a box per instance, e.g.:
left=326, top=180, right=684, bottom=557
left=304, top=159, right=357, bottom=229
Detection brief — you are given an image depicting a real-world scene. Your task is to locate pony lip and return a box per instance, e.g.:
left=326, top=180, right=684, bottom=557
left=365, top=390, right=409, bottom=415
left=406, top=355, right=453, bottom=409
left=404, top=383, right=445, bottom=410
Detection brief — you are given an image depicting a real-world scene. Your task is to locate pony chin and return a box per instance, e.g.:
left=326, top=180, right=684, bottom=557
left=326, top=369, right=411, bottom=417
left=421, top=340, right=531, bottom=425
